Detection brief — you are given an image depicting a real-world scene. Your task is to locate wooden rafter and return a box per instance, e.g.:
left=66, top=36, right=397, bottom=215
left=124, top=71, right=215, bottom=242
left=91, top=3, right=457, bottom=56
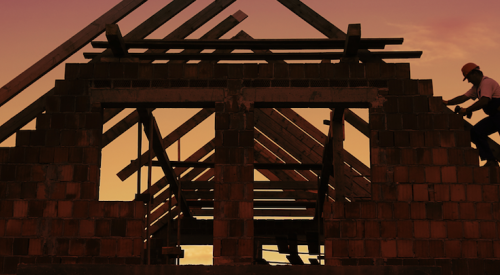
left=0, top=0, right=196, bottom=143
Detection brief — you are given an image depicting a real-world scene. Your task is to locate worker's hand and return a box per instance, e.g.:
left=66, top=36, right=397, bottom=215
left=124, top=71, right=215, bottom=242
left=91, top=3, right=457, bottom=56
left=442, top=99, right=449, bottom=105
left=459, top=108, right=468, bottom=116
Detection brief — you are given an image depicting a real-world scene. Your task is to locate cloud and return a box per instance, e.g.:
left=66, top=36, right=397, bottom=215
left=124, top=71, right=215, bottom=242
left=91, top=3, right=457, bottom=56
left=388, top=20, right=500, bottom=63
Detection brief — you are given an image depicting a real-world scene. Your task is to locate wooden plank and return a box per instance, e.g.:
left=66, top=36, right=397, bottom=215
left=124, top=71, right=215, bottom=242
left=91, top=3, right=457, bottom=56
left=186, top=201, right=316, bottom=208
left=344, top=109, right=369, bottom=137
left=85, top=51, right=423, bottom=60
left=105, top=24, right=128, bottom=57
left=277, top=0, right=383, bottom=63
left=275, top=108, right=327, bottom=144
left=255, top=142, right=306, bottom=181
left=102, top=109, right=140, bottom=147
left=256, top=169, right=281, bottom=181
left=182, top=190, right=316, bottom=200
left=92, top=37, right=403, bottom=50
left=181, top=181, right=316, bottom=190
left=169, top=10, right=248, bottom=64
left=137, top=109, right=191, bottom=218
left=143, top=0, right=237, bottom=55
left=195, top=168, right=214, bottom=181
left=117, top=108, right=214, bottom=181
left=0, top=0, right=147, bottom=108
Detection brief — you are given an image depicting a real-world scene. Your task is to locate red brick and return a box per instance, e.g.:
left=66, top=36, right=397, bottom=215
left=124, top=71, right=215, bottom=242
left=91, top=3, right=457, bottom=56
left=133, top=238, right=143, bottom=257
left=467, top=185, right=482, bottom=202
left=58, top=201, right=72, bottom=217
left=425, top=166, right=441, bottom=183
left=371, top=166, right=387, bottom=183
left=365, top=240, right=380, bottom=257
left=6, top=220, right=22, bottom=236
left=442, top=166, right=457, bottom=183
left=69, top=239, right=85, bottom=256
left=341, top=221, right=357, bottom=238
left=445, top=241, right=462, bottom=259
left=134, top=201, right=145, bottom=219
left=89, top=202, right=105, bottom=218
left=0, top=238, right=13, bottom=256
left=413, top=184, right=428, bottom=201
left=460, top=202, right=476, bottom=219
left=394, top=202, right=410, bottom=219
left=95, top=220, right=110, bottom=237
left=477, top=203, right=492, bottom=220
left=117, top=239, right=133, bottom=257
left=57, top=165, right=74, bottom=181
left=365, top=221, right=380, bottom=238
left=380, top=221, right=397, bottom=238
left=462, top=241, right=477, bottom=258
left=414, top=221, right=430, bottom=238
left=478, top=241, right=493, bottom=258
left=380, top=240, right=397, bottom=257
left=13, top=201, right=28, bottom=218
left=394, top=166, right=409, bottom=183
left=377, top=203, right=393, bottom=219
left=72, top=201, right=89, bottom=218
left=464, top=221, right=480, bottom=238
left=432, top=148, right=448, bottom=165
left=450, top=184, right=466, bottom=201
left=483, top=185, right=499, bottom=202
left=79, top=220, right=94, bottom=237
left=28, top=239, right=42, bottom=255
left=494, top=241, right=500, bottom=258
left=65, top=182, right=80, bottom=199
left=408, top=166, right=425, bottom=183
left=435, top=184, right=450, bottom=201
left=480, top=221, right=497, bottom=239
left=447, top=221, right=463, bottom=239
left=21, top=220, right=38, bottom=236
left=473, top=168, right=489, bottom=185
left=359, top=202, right=377, bottom=218
left=104, top=202, right=120, bottom=218
left=119, top=203, right=134, bottom=218
left=457, top=166, right=474, bottom=183
left=332, top=239, right=348, bottom=257
left=100, top=239, right=117, bottom=257
left=397, top=221, right=413, bottom=238
left=428, top=240, right=444, bottom=257
left=126, top=220, right=143, bottom=237
left=345, top=203, right=360, bottom=219
left=397, top=184, right=412, bottom=201
left=410, top=202, right=426, bottom=219
left=63, top=220, right=78, bottom=237
left=43, top=201, right=57, bottom=218
left=348, top=240, right=365, bottom=257
left=397, top=240, right=414, bottom=258
left=430, top=221, right=447, bottom=238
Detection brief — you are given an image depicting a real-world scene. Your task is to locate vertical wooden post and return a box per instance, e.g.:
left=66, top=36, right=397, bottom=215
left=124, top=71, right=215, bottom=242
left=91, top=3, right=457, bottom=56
left=147, top=116, right=153, bottom=265
left=331, top=108, right=348, bottom=201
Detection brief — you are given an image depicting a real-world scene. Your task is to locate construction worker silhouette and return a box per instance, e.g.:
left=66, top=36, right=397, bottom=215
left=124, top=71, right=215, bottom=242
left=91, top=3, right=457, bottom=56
left=443, top=63, right=500, bottom=167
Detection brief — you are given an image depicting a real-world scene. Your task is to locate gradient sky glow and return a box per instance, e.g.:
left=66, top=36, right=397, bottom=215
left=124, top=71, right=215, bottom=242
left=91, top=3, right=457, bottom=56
left=2, top=0, right=500, bottom=264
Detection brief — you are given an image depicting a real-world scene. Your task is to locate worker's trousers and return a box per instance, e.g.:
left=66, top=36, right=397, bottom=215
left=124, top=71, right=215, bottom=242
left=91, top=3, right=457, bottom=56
left=470, top=112, right=500, bottom=161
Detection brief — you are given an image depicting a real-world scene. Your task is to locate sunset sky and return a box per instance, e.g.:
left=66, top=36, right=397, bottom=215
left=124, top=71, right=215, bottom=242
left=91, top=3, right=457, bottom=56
left=2, top=0, right=500, bottom=264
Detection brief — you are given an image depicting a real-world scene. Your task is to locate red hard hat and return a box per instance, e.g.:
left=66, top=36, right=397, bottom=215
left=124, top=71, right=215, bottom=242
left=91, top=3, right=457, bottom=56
left=462, top=62, right=480, bottom=81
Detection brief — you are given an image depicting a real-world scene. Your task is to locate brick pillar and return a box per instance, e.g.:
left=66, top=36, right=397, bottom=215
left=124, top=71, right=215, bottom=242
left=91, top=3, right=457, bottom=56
left=213, top=93, right=254, bottom=265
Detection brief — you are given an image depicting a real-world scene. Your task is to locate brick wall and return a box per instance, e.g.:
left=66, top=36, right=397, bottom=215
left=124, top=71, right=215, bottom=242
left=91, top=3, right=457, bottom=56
left=323, top=63, right=500, bottom=275
left=0, top=76, right=144, bottom=274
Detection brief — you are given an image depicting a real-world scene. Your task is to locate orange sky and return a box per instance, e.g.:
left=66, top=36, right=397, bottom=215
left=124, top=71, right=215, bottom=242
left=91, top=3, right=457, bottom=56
left=2, top=0, right=500, bottom=264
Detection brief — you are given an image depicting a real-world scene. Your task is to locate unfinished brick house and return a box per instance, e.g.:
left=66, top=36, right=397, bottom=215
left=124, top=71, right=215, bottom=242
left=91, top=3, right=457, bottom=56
left=1, top=0, right=499, bottom=274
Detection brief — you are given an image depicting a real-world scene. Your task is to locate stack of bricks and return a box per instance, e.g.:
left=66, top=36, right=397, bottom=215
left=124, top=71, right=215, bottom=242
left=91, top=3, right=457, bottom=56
left=213, top=81, right=254, bottom=265
left=0, top=74, right=144, bottom=274
left=324, top=63, right=500, bottom=274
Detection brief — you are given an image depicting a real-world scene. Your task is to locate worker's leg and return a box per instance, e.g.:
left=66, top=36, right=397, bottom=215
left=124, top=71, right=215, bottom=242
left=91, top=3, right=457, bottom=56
left=470, top=113, right=500, bottom=160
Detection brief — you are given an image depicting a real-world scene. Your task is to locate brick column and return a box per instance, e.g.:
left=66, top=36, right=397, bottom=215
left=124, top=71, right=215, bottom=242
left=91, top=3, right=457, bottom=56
left=213, top=93, right=254, bottom=265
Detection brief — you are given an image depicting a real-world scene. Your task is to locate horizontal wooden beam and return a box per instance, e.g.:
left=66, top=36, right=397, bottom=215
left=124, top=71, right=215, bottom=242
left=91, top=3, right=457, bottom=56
left=91, top=37, right=403, bottom=50
left=186, top=201, right=316, bottom=208
left=149, top=161, right=322, bottom=170
left=191, top=208, right=315, bottom=217
left=182, top=190, right=316, bottom=200
left=84, top=51, right=422, bottom=60
left=180, top=181, right=316, bottom=190
left=91, top=87, right=382, bottom=109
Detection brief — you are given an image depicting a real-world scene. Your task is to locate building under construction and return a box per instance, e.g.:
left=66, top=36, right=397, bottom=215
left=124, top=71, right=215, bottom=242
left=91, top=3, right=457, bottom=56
left=1, top=0, right=499, bottom=274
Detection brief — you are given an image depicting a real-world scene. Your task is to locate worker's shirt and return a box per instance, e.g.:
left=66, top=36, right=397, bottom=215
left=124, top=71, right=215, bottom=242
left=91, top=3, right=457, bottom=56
left=464, top=76, right=500, bottom=115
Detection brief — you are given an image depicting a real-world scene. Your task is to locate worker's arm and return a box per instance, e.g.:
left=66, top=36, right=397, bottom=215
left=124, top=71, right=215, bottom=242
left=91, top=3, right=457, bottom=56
left=443, top=95, right=470, bottom=105
left=464, top=97, right=491, bottom=113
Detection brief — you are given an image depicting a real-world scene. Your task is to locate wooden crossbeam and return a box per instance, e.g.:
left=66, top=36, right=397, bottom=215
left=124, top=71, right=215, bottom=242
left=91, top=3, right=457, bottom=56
left=0, top=0, right=196, bottom=143
left=91, top=37, right=404, bottom=50
left=118, top=108, right=214, bottom=181
left=182, top=190, right=316, bottom=200
left=277, top=0, right=384, bottom=63
left=0, top=0, right=147, bottom=108
left=255, top=142, right=305, bottom=181
left=105, top=24, right=128, bottom=57
left=102, top=109, right=141, bottom=147
left=137, top=109, right=191, bottom=218
left=149, top=161, right=322, bottom=170
left=84, top=51, right=422, bottom=60
left=191, top=208, right=315, bottom=217
left=181, top=181, right=315, bottom=190
left=331, top=108, right=348, bottom=200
